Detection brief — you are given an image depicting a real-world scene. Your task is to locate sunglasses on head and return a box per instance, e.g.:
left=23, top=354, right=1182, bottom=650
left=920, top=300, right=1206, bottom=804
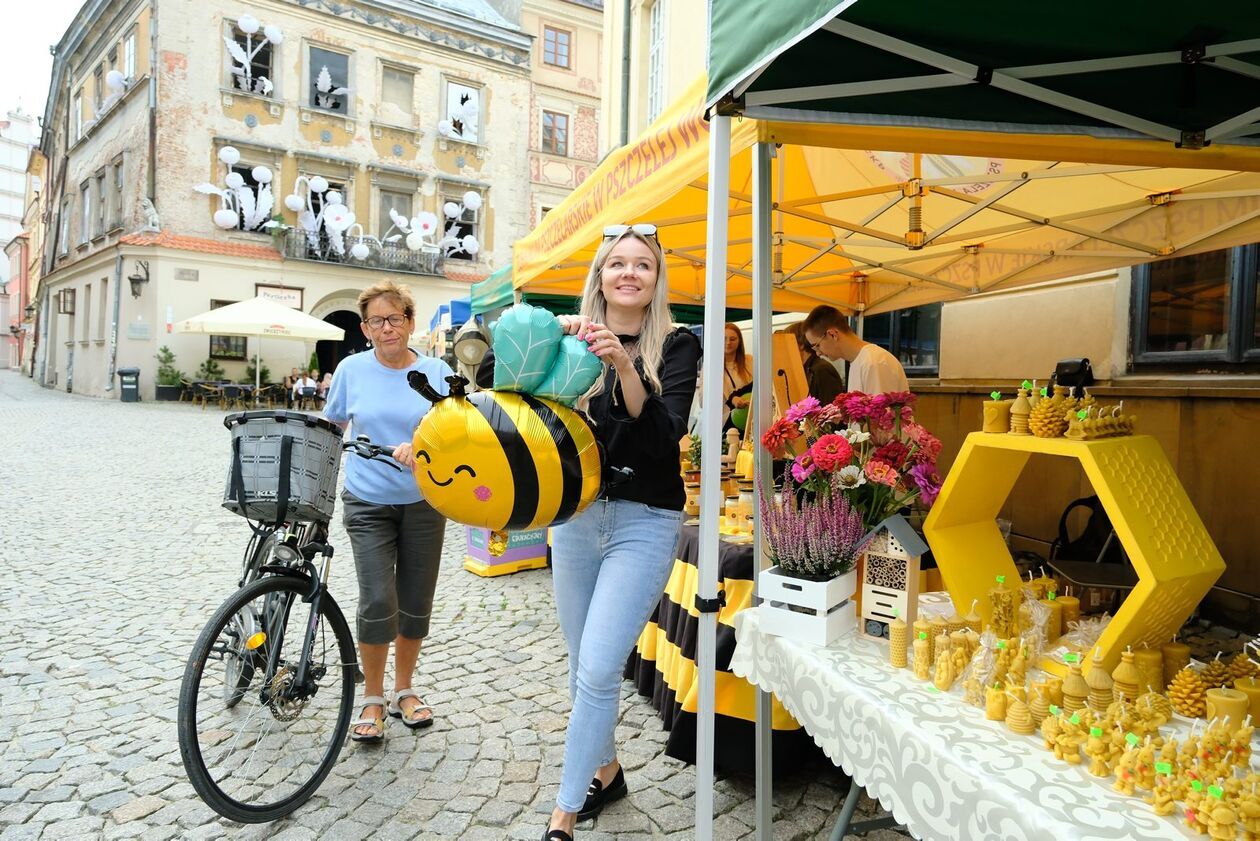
left=603, top=223, right=658, bottom=240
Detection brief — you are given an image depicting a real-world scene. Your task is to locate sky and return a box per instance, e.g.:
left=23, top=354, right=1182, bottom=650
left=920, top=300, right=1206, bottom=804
left=2, top=0, right=89, bottom=133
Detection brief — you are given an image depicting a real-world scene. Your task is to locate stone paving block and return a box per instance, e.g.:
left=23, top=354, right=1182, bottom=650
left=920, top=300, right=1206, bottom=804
left=0, top=822, right=43, bottom=841
left=423, top=810, right=471, bottom=836
left=322, top=818, right=374, bottom=841
left=109, top=795, right=167, bottom=823
left=47, top=815, right=107, bottom=839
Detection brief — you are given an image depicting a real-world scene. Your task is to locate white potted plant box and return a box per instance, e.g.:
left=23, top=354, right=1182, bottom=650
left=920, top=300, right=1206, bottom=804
left=757, top=566, right=858, bottom=646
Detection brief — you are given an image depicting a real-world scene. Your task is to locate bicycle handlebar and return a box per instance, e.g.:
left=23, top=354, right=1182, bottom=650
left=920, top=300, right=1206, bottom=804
left=342, top=436, right=404, bottom=471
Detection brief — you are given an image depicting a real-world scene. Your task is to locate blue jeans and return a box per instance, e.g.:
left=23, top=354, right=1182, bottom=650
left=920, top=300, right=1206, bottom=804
left=550, top=497, right=683, bottom=812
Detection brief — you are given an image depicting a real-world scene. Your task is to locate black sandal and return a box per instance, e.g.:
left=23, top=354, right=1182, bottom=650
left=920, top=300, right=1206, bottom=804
left=542, top=829, right=573, bottom=841
left=577, top=766, right=626, bottom=820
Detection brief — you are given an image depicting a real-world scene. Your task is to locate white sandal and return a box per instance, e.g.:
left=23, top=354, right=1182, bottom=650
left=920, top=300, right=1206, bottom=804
left=350, top=695, right=386, bottom=743
left=389, top=688, right=434, bottom=729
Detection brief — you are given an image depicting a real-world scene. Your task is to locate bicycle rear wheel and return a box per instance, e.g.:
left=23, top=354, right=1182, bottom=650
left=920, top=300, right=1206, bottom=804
left=178, top=574, right=356, bottom=823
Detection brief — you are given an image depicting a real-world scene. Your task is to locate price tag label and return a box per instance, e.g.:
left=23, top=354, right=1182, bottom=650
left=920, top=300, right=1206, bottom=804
left=1156, top=762, right=1172, bottom=775
left=927, top=685, right=941, bottom=693
left=1191, top=780, right=1204, bottom=792
left=919, top=632, right=928, bottom=640
left=1090, top=727, right=1103, bottom=737
left=1040, top=387, right=1048, bottom=397
left=1077, top=409, right=1088, bottom=420
left=996, top=575, right=1006, bottom=585
left=1048, top=591, right=1057, bottom=600
left=1021, top=379, right=1033, bottom=389
left=997, top=640, right=1007, bottom=650
left=1070, top=713, right=1081, bottom=725
left=990, top=391, right=1001, bottom=400
left=1126, top=733, right=1140, bottom=747
left=1209, top=785, right=1224, bottom=800
left=1064, top=653, right=1080, bottom=664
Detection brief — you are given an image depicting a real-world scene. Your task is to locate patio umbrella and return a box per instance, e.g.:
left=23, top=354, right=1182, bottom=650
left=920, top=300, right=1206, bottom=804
left=175, top=296, right=345, bottom=401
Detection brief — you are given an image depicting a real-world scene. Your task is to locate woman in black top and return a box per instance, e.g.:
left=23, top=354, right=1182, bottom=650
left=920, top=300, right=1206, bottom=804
left=787, top=321, right=844, bottom=404
left=536, top=224, right=700, bottom=841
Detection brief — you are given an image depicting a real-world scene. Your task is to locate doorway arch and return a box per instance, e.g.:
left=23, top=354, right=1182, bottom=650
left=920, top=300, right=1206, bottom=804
left=317, top=310, right=367, bottom=376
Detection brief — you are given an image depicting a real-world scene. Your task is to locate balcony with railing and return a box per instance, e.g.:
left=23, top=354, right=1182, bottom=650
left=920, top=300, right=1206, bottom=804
left=280, top=228, right=444, bottom=276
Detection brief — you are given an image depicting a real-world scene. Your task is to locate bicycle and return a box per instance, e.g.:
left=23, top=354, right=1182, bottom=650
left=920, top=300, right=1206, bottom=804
left=177, top=411, right=401, bottom=823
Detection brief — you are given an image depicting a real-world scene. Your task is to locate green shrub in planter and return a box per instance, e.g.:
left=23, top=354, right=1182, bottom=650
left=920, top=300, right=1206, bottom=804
left=196, top=358, right=226, bottom=381
left=244, top=361, right=271, bottom=384
left=154, top=346, right=185, bottom=400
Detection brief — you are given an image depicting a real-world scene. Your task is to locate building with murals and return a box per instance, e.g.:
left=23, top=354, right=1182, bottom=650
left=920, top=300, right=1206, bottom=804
left=31, top=0, right=601, bottom=398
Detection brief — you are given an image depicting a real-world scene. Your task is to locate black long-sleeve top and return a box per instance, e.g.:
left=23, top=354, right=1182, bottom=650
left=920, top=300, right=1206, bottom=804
left=476, top=327, right=702, bottom=511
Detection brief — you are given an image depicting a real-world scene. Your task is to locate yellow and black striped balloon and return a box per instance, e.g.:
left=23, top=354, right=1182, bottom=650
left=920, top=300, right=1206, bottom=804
left=412, top=389, right=602, bottom=531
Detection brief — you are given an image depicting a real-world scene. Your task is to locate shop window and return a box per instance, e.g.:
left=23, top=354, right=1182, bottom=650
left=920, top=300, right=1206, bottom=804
left=379, top=189, right=412, bottom=238
left=229, top=22, right=274, bottom=94
left=210, top=299, right=248, bottom=360
left=542, top=110, right=568, bottom=156
left=381, top=66, right=414, bottom=116
left=1131, top=244, right=1260, bottom=365
left=308, top=46, right=350, bottom=112
left=308, top=178, right=346, bottom=218
left=443, top=194, right=479, bottom=260
left=860, top=302, right=942, bottom=377
left=543, top=26, right=571, bottom=68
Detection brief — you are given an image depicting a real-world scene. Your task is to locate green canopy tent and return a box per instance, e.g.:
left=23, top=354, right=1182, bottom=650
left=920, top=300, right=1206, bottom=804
left=691, top=3, right=1260, bottom=839
left=469, top=265, right=515, bottom=315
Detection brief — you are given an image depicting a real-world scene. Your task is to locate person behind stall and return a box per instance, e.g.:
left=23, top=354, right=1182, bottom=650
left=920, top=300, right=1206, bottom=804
left=721, top=322, right=753, bottom=431
left=318, top=371, right=333, bottom=401
left=479, top=223, right=700, bottom=841
left=785, top=321, right=844, bottom=404
left=323, top=281, right=452, bottom=744
left=802, top=304, right=908, bottom=394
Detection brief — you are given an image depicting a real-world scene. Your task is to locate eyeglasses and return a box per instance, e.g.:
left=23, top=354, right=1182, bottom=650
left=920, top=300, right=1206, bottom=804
left=363, top=314, right=409, bottom=330
left=603, top=223, right=658, bottom=240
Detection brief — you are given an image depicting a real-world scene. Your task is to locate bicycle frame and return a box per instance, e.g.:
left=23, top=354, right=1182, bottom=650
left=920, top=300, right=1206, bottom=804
left=254, top=540, right=335, bottom=706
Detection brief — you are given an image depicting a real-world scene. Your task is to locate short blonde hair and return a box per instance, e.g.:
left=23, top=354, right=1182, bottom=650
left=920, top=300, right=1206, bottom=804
left=357, top=281, right=415, bottom=320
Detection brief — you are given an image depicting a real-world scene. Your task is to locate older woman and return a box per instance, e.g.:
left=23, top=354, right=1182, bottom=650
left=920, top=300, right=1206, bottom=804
left=323, top=280, right=452, bottom=743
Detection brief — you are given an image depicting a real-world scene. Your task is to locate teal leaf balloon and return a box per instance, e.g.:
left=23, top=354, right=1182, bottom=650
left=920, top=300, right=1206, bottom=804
left=533, top=335, right=603, bottom=406
left=491, top=304, right=562, bottom=393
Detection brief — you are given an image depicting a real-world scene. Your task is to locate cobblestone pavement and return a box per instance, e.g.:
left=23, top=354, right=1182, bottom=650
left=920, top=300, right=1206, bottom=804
left=0, top=371, right=899, bottom=841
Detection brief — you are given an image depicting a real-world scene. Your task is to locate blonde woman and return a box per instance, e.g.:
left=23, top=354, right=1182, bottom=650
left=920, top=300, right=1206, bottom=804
left=323, top=281, right=452, bottom=743
left=541, top=224, right=700, bottom=840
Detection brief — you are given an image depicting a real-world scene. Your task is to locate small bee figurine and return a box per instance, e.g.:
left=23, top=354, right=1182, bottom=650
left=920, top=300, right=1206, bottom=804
left=408, top=304, right=607, bottom=533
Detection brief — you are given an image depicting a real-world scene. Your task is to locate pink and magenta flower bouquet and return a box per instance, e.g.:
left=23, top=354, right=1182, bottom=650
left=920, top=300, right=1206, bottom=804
left=761, top=390, right=941, bottom=532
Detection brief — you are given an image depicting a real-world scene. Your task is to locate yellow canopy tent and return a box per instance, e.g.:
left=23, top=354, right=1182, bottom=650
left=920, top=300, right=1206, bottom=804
left=515, top=76, right=1260, bottom=316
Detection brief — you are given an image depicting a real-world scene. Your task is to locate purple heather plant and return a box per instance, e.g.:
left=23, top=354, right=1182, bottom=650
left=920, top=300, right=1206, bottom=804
left=759, top=473, right=873, bottom=581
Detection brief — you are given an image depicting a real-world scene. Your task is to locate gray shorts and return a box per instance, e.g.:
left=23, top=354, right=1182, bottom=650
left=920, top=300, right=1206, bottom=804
left=341, top=489, right=446, bottom=644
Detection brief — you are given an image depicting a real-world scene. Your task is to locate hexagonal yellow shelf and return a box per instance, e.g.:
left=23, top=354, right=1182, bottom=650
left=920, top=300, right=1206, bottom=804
left=923, top=432, right=1225, bottom=676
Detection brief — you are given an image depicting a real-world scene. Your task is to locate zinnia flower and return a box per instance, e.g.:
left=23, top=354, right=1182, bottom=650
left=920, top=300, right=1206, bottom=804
left=885, top=391, right=916, bottom=408
left=909, top=462, right=943, bottom=506
left=905, top=423, right=943, bottom=462
left=809, top=434, right=854, bottom=472
left=873, top=440, right=910, bottom=469
left=841, top=393, right=872, bottom=421
left=864, top=459, right=899, bottom=487
left=815, top=403, right=846, bottom=427
left=761, top=417, right=800, bottom=457
left=836, top=465, right=866, bottom=489
left=784, top=396, right=822, bottom=424
left=839, top=422, right=870, bottom=445
left=791, top=453, right=816, bottom=483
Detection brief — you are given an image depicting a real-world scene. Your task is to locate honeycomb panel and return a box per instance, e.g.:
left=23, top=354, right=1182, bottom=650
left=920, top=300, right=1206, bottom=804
left=923, top=433, right=1225, bottom=676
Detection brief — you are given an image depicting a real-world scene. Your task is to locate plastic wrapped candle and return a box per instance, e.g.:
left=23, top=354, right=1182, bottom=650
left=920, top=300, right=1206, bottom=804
left=913, top=632, right=931, bottom=680
left=1134, top=645, right=1164, bottom=694
left=1162, top=639, right=1192, bottom=689
left=1031, top=567, right=1056, bottom=601
left=1040, top=591, right=1064, bottom=641
left=889, top=612, right=908, bottom=669
left=988, top=576, right=1017, bottom=638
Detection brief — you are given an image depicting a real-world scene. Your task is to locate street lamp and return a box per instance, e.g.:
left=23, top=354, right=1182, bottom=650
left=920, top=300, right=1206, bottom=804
left=24, top=302, right=35, bottom=318
left=128, top=260, right=150, bottom=298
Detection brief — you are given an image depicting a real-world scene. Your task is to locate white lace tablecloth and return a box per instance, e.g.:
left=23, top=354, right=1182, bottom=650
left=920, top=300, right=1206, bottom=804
left=731, top=608, right=1199, bottom=841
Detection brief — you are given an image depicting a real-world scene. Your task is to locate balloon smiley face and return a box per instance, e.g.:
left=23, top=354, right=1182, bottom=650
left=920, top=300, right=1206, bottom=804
left=411, top=390, right=602, bottom=532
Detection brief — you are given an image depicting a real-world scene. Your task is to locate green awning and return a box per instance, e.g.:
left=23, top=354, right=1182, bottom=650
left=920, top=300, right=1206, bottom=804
left=521, top=293, right=756, bottom=326
left=470, top=266, right=514, bottom=314
left=708, top=1, right=1260, bottom=158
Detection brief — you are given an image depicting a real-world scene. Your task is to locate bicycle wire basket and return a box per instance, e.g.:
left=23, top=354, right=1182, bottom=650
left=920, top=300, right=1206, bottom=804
left=222, top=411, right=344, bottom=525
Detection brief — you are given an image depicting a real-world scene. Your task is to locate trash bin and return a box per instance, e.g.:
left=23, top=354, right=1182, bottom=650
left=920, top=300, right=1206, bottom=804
left=117, top=367, right=141, bottom=402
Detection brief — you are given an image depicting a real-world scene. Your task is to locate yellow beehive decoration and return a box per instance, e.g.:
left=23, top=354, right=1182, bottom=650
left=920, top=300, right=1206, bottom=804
left=923, top=433, right=1225, bottom=678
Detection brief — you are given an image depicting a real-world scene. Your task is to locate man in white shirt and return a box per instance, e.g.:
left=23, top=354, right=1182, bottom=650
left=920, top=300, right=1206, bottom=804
left=802, top=305, right=909, bottom=395
left=292, top=370, right=319, bottom=403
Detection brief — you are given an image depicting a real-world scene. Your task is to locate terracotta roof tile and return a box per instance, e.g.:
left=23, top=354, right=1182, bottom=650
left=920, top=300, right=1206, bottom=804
left=119, top=231, right=282, bottom=261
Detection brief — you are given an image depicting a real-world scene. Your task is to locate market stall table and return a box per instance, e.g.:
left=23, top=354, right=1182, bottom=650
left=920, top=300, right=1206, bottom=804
left=625, top=524, right=823, bottom=775
left=731, top=608, right=1204, bottom=841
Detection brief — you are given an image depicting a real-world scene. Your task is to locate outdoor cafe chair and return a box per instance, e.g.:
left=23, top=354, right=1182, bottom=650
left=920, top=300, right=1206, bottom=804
left=296, top=386, right=319, bottom=412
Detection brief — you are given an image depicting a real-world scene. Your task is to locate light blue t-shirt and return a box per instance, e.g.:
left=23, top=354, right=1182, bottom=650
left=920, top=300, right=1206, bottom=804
left=323, top=349, right=453, bottom=505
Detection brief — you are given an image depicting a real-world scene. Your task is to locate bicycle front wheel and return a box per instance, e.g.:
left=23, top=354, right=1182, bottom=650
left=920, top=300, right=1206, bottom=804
left=178, top=574, right=356, bottom=823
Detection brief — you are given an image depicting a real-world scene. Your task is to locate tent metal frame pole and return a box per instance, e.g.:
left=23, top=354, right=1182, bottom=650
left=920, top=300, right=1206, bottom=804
left=751, top=139, right=775, bottom=841
left=694, top=113, right=731, bottom=841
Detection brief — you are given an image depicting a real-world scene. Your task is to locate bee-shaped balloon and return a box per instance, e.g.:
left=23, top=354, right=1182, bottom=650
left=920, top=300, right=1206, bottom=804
left=409, top=305, right=606, bottom=531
